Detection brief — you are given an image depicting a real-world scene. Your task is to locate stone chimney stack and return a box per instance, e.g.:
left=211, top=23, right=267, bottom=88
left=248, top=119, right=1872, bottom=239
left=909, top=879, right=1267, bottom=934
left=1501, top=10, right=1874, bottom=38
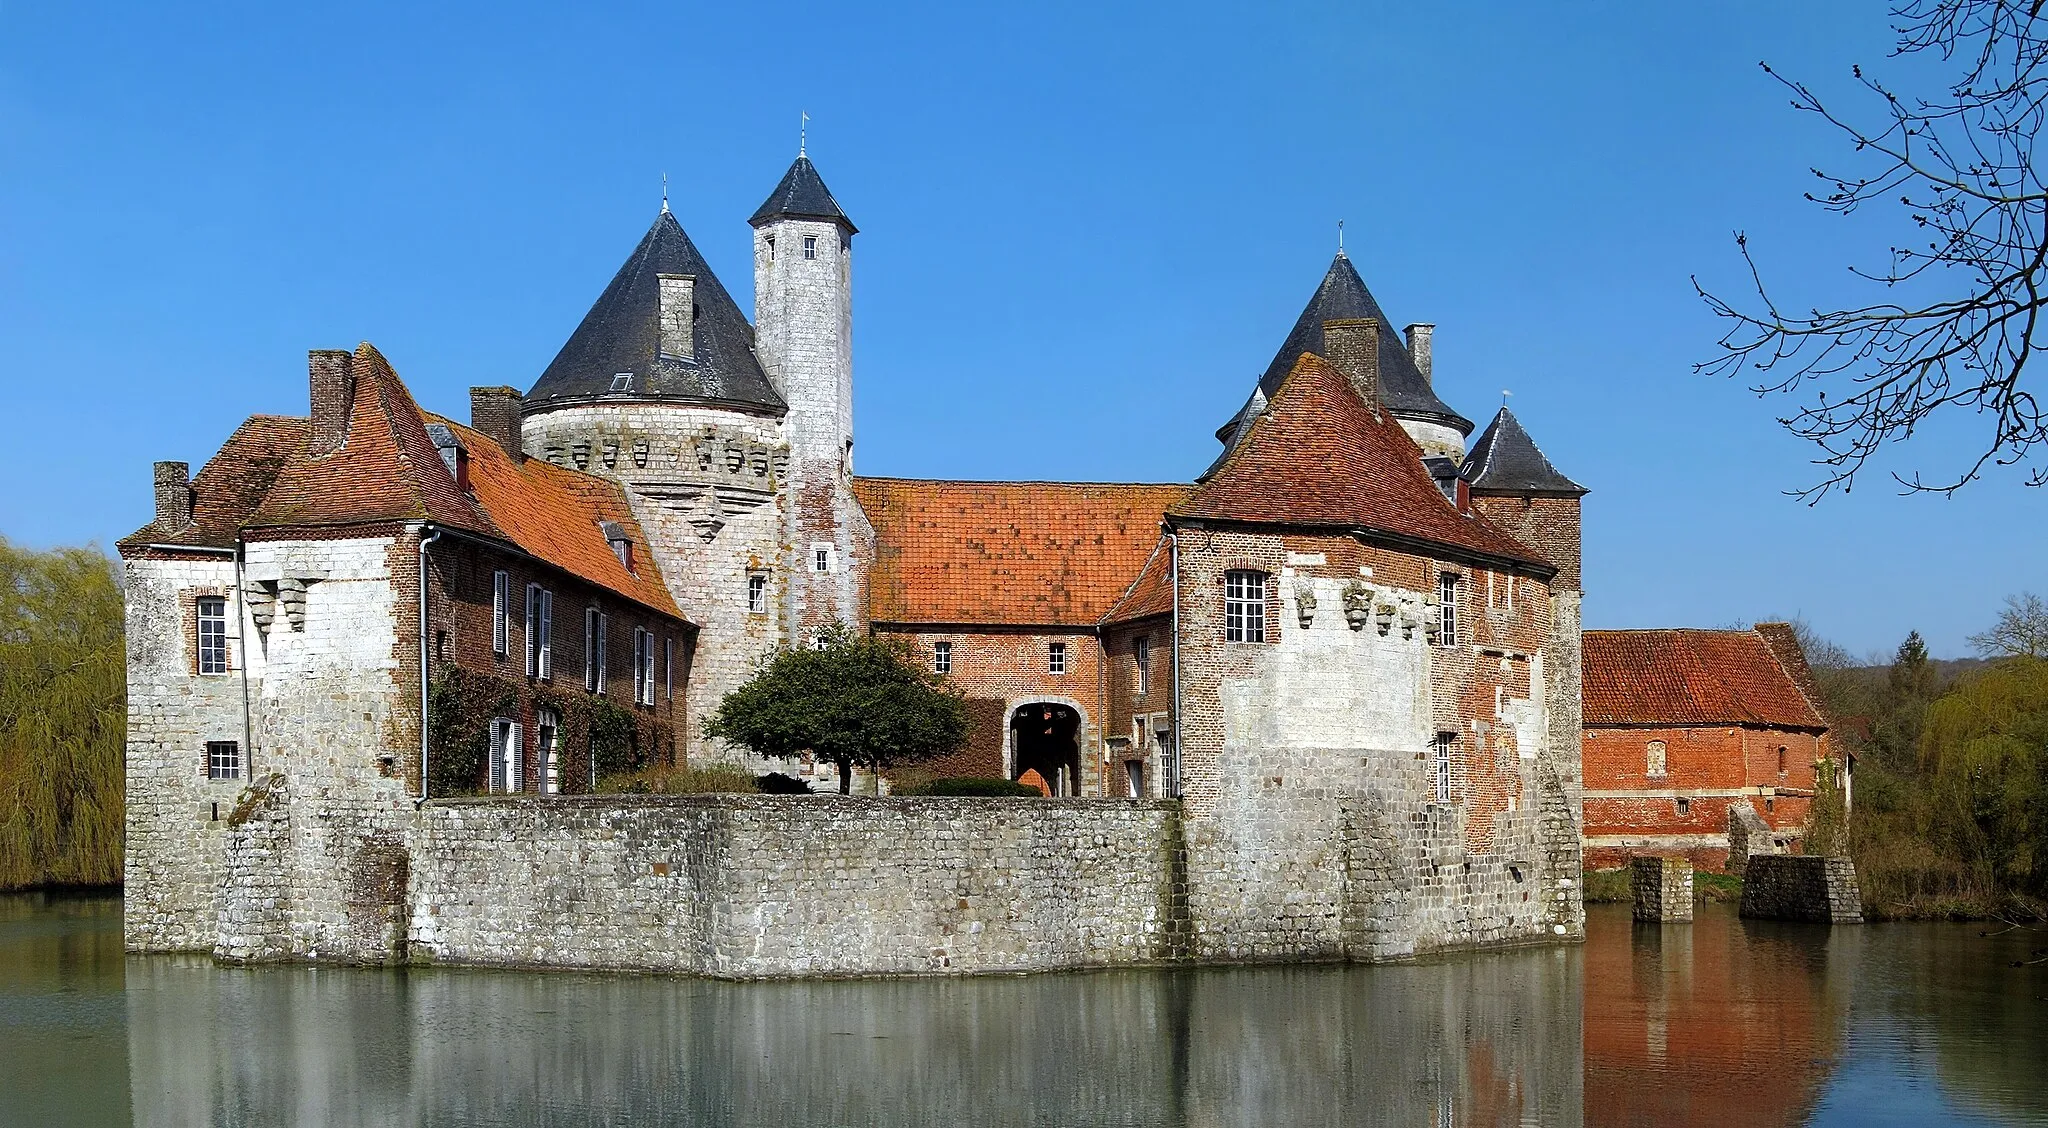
left=153, top=461, right=192, bottom=530
left=1322, top=318, right=1381, bottom=406
left=308, top=350, right=356, bottom=457
left=657, top=274, right=696, bottom=361
left=469, top=387, right=526, bottom=464
left=1404, top=323, right=1435, bottom=387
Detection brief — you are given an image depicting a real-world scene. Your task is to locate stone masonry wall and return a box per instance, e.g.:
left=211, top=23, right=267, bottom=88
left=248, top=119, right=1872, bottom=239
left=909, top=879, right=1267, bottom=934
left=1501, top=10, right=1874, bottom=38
left=407, top=795, right=1186, bottom=976
left=1738, top=855, right=1864, bottom=923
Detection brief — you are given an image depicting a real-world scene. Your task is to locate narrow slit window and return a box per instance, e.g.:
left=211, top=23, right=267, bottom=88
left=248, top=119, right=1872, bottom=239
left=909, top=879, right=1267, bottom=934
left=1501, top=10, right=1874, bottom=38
left=1437, top=573, right=1459, bottom=646
left=196, top=596, right=229, bottom=675
left=665, top=637, right=675, bottom=700
left=492, top=571, right=509, bottom=656
left=1134, top=636, right=1150, bottom=696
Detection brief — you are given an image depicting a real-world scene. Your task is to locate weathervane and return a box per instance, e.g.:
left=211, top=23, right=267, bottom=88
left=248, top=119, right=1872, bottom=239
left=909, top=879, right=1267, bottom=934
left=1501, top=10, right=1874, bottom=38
left=1503, top=389, right=1513, bottom=407
left=800, top=111, right=809, bottom=157
left=1337, top=219, right=1345, bottom=256
left=661, top=171, right=669, bottom=214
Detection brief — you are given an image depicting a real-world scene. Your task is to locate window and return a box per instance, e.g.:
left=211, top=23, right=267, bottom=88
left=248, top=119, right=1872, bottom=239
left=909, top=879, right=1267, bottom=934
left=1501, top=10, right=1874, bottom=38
left=934, top=640, right=951, bottom=675
left=1438, top=573, right=1459, bottom=646
left=764, top=234, right=775, bottom=260
left=584, top=610, right=608, bottom=694
left=1765, top=797, right=1775, bottom=814
left=803, top=234, right=818, bottom=259
left=747, top=572, right=768, bottom=614
left=205, top=740, right=241, bottom=781
left=1135, top=636, right=1150, bottom=696
left=1777, top=746, right=1788, bottom=775
left=492, top=571, right=509, bottom=656
left=812, top=543, right=834, bottom=573
left=525, top=586, right=553, bottom=680
left=488, top=718, right=523, bottom=794
left=1224, top=570, right=1267, bottom=643
left=537, top=709, right=560, bottom=795
left=1433, top=732, right=1455, bottom=803
left=1676, top=796, right=1692, bottom=817
left=1647, top=739, right=1668, bottom=777
left=1133, top=716, right=1150, bottom=748
left=1049, top=642, right=1066, bottom=675
left=1126, top=760, right=1145, bottom=799
left=196, top=596, right=229, bottom=675
left=664, top=637, right=675, bottom=700
left=633, top=628, right=655, bottom=706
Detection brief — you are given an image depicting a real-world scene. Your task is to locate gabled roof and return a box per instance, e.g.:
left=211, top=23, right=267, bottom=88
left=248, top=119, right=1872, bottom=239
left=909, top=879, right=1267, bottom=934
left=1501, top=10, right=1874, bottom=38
left=1583, top=629, right=1828, bottom=730
left=251, top=343, right=497, bottom=536
left=1101, top=536, right=1174, bottom=625
left=1254, top=253, right=1471, bottom=433
left=851, top=478, right=1189, bottom=627
left=1462, top=407, right=1587, bottom=496
left=117, top=415, right=307, bottom=551
left=748, top=155, right=856, bottom=232
left=526, top=211, right=784, bottom=414
left=1173, top=352, right=1552, bottom=573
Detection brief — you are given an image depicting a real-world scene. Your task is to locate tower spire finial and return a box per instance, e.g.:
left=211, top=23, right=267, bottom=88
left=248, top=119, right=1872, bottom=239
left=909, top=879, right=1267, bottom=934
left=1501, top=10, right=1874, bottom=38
left=660, top=171, right=669, bottom=214
left=1502, top=388, right=1513, bottom=408
left=800, top=111, right=808, bottom=158
left=1337, top=219, right=1345, bottom=257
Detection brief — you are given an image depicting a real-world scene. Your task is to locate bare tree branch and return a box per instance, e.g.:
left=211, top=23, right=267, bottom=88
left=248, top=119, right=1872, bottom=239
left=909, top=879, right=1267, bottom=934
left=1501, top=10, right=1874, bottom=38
left=1696, top=0, right=2048, bottom=499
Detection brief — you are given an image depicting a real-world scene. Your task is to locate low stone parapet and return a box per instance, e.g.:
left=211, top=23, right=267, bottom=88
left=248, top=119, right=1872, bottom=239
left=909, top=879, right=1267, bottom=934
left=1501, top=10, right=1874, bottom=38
left=1738, top=855, right=1863, bottom=924
left=1631, top=856, right=1692, bottom=922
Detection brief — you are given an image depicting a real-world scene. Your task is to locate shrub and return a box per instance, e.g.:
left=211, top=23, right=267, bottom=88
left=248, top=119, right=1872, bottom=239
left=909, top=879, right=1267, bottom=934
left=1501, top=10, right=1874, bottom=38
left=598, top=762, right=759, bottom=795
left=899, top=776, right=1041, bottom=797
left=756, top=772, right=814, bottom=794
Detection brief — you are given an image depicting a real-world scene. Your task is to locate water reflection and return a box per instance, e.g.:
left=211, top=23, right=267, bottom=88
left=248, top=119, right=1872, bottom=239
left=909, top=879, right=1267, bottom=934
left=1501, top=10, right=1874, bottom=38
left=7, top=895, right=2048, bottom=1126
left=127, top=945, right=1582, bottom=1126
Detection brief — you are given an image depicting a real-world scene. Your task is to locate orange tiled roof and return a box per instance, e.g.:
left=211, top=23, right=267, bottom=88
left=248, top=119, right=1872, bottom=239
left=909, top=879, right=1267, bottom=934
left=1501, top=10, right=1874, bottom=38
left=852, top=478, right=1190, bottom=626
left=440, top=416, right=683, bottom=620
left=1101, top=536, right=1173, bottom=624
left=1173, top=352, right=1551, bottom=571
left=118, top=415, right=306, bottom=551
left=1583, top=629, right=1827, bottom=729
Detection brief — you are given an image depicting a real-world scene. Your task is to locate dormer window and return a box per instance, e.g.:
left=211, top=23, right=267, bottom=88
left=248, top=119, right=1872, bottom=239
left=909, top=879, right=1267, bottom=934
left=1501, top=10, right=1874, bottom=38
left=610, top=372, right=633, bottom=393
left=453, top=446, right=471, bottom=493
left=601, top=520, right=634, bottom=572
left=803, top=235, right=818, bottom=260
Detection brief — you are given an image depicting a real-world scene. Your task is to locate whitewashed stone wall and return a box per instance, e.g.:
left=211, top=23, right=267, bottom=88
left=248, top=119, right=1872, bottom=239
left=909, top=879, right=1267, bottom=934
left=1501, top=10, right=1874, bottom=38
left=1396, top=417, right=1467, bottom=462
left=123, top=553, right=260, bottom=951
left=407, top=796, right=1187, bottom=976
left=521, top=403, right=790, bottom=767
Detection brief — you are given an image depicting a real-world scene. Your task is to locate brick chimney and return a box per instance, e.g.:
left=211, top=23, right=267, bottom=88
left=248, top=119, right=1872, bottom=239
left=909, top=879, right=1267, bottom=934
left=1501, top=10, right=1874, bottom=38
left=1404, top=323, right=1434, bottom=386
left=153, top=461, right=192, bottom=530
left=308, top=350, right=355, bottom=457
left=1322, top=318, right=1381, bottom=406
left=469, top=386, right=526, bottom=464
left=657, top=274, right=696, bottom=361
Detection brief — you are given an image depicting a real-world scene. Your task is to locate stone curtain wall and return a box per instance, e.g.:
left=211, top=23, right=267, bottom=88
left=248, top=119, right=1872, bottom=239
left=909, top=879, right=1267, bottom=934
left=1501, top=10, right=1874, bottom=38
left=1739, top=855, right=1864, bottom=923
left=408, top=795, right=1186, bottom=976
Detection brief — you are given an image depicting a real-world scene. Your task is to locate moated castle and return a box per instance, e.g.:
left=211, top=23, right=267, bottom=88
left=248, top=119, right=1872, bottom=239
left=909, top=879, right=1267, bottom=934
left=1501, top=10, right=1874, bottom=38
left=119, top=151, right=1602, bottom=974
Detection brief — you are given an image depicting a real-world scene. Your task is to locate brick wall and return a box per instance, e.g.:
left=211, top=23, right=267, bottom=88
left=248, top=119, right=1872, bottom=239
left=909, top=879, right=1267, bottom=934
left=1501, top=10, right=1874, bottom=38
left=1472, top=495, right=1581, bottom=591
left=1104, top=617, right=1174, bottom=798
left=1583, top=724, right=1822, bottom=871
left=874, top=626, right=1105, bottom=791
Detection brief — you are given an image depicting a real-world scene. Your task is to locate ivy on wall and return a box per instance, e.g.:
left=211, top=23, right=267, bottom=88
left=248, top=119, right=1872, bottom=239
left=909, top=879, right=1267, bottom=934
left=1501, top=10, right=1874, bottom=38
left=427, top=667, right=673, bottom=797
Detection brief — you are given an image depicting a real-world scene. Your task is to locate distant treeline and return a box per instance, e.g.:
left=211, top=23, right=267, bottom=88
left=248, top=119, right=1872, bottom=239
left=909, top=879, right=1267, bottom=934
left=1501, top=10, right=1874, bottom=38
left=0, top=539, right=124, bottom=890
left=1796, top=596, right=2048, bottom=921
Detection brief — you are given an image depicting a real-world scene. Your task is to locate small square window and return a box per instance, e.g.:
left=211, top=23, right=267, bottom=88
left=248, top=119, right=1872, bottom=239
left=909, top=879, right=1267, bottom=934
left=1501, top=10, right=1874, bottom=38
left=206, top=740, right=241, bottom=781
left=803, top=234, right=818, bottom=260
left=934, top=640, right=951, bottom=675
left=1676, top=797, right=1692, bottom=817
left=1049, top=642, right=1066, bottom=675
left=811, top=543, right=834, bottom=573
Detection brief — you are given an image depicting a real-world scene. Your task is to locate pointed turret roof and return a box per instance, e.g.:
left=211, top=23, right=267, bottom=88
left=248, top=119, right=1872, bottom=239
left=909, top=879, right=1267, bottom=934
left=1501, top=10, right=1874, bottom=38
left=1461, top=407, right=1587, bottom=497
left=1174, top=352, right=1552, bottom=573
left=748, top=155, right=856, bottom=232
left=1256, top=253, right=1471, bottom=433
left=526, top=211, right=784, bottom=414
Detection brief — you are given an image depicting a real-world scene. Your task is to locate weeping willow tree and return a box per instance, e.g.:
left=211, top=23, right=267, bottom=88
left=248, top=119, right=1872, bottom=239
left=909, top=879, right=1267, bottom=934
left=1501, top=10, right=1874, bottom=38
left=0, top=538, right=126, bottom=889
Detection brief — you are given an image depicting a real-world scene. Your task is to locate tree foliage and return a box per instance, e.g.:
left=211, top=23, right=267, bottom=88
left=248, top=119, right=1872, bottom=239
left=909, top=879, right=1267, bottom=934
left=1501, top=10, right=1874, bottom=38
left=1697, top=0, right=2048, bottom=498
left=1920, top=656, right=2048, bottom=894
left=705, top=624, right=968, bottom=794
left=0, top=539, right=125, bottom=889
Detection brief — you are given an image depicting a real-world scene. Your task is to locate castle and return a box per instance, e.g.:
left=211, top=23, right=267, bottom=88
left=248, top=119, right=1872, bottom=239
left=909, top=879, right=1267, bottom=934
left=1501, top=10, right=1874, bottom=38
left=120, top=151, right=1592, bottom=973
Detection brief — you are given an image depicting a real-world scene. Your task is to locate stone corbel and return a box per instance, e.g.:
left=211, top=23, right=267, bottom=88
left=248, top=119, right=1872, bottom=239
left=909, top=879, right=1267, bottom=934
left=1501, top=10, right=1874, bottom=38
left=276, top=576, right=315, bottom=631
left=601, top=441, right=619, bottom=469
left=632, top=439, right=650, bottom=468
left=243, top=579, right=278, bottom=637
left=570, top=441, right=591, bottom=470
left=1374, top=603, right=1397, bottom=637
left=1342, top=581, right=1373, bottom=631
left=1294, top=581, right=1317, bottom=627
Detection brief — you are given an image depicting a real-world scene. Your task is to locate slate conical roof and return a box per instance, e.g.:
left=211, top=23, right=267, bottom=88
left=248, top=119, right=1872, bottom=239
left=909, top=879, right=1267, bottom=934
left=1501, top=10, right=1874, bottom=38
left=1256, top=253, right=1471, bottom=434
left=526, top=210, right=785, bottom=414
left=748, top=155, right=856, bottom=232
left=1461, top=407, right=1587, bottom=496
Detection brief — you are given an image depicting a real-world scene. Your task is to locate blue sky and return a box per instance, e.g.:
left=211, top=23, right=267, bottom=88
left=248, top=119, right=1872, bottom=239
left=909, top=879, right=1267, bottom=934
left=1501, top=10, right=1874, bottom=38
left=0, top=2, right=2033, bottom=658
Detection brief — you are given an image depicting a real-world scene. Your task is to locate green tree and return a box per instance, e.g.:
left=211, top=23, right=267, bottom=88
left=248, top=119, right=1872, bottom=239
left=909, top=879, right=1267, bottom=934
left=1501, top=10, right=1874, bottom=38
left=705, top=624, right=968, bottom=794
left=1920, top=657, right=2048, bottom=897
left=0, top=539, right=125, bottom=889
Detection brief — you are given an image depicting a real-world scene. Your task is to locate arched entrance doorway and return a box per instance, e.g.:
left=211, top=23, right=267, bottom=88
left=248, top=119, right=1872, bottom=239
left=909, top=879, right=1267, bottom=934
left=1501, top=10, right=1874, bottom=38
left=1010, top=702, right=1082, bottom=797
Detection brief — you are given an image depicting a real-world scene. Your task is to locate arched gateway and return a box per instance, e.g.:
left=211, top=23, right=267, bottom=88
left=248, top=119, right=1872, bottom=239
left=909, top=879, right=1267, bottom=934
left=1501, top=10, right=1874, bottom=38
left=1009, top=702, right=1082, bottom=797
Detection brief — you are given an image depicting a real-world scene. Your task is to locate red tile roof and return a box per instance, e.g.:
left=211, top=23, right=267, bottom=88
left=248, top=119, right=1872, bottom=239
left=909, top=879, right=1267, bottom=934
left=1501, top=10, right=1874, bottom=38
left=1583, top=629, right=1827, bottom=729
left=118, top=415, right=306, bottom=551
left=1173, top=352, right=1551, bottom=572
left=851, top=478, right=1190, bottom=626
left=129, top=341, right=682, bottom=621
left=1101, top=536, right=1173, bottom=624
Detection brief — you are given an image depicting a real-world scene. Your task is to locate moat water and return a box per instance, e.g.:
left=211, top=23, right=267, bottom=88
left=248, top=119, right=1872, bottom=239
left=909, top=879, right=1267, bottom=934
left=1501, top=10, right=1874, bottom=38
left=1, top=894, right=2043, bottom=1127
